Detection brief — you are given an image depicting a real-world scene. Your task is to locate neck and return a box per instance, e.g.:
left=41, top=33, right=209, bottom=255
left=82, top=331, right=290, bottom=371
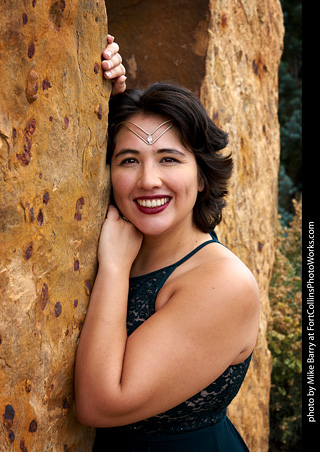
left=130, top=222, right=210, bottom=277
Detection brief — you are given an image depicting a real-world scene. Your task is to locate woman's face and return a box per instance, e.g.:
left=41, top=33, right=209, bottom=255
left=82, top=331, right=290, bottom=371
left=111, top=113, right=204, bottom=237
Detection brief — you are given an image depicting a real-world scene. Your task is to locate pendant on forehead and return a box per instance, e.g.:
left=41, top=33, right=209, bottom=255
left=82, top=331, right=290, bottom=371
left=117, top=119, right=173, bottom=145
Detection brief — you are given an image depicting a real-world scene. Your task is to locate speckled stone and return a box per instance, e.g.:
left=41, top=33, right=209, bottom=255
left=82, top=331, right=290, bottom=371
left=0, top=1, right=111, bottom=450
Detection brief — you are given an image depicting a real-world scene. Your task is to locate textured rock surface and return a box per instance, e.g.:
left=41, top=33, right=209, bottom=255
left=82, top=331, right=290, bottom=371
left=108, top=1, right=284, bottom=451
left=0, top=1, right=111, bottom=450
left=1, top=0, right=284, bottom=450
left=201, top=2, right=284, bottom=450
left=107, top=0, right=210, bottom=97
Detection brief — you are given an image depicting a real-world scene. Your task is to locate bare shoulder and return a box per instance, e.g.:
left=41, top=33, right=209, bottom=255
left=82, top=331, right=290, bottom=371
left=162, top=241, right=259, bottom=309
left=195, top=243, right=259, bottom=317
left=157, top=242, right=260, bottom=362
left=204, top=243, right=260, bottom=302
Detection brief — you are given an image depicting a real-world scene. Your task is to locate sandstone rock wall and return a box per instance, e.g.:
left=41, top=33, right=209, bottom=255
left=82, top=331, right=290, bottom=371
left=1, top=0, right=284, bottom=450
left=201, top=2, right=284, bottom=450
left=0, top=1, right=111, bottom=450
left=107, top=1, right=284, bottom=451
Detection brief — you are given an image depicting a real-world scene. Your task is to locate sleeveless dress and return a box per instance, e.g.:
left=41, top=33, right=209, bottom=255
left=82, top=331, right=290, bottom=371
left=93, top=232, right=252, bottom=451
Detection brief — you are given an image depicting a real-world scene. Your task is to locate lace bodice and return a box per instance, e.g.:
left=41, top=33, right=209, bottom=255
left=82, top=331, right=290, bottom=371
left=120, top=233, right=252, bottom=436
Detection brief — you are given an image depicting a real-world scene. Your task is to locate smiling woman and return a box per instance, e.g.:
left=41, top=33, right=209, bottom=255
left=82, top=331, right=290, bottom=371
left=107, top=83, right=232, bottom=234
left=110, top=112, right=203, bottom=239
left=74, top=83, right=260, bottom=452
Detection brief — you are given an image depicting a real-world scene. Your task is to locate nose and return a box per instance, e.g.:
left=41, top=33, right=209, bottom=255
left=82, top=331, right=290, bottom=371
left=137, top=162, right=162, bottom=190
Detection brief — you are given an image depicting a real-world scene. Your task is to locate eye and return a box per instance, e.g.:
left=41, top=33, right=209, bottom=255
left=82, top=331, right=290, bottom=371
left=160, top=156, right=180, bottom=164
left=119, top=157, right=139, bottom=165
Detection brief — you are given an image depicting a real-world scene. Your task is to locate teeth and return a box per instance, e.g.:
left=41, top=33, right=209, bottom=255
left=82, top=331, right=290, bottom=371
left=137, top=197, right=169, bottom=208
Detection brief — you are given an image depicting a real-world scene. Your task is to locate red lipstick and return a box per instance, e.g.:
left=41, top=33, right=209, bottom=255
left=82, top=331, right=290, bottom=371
left=134, top=196, right=171, bottom=215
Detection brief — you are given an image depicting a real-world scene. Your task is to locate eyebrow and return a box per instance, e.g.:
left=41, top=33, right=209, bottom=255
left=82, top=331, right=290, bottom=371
left=113, top=149, right=139, bottom=159
left=113, top=148, right=187, bottom=159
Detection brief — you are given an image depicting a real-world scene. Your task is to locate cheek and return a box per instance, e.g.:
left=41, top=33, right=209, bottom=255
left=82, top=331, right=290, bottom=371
left=180, top=167, right=202, bottom=196
left=111, top=170, right=133, bottom=204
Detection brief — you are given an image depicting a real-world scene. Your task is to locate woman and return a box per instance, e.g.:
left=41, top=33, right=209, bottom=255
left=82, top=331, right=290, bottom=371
left=75, top=62, right=260, bottom=451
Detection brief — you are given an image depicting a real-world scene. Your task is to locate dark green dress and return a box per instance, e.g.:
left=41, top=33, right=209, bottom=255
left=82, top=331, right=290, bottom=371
left=93, top=232, right=251, bottom=451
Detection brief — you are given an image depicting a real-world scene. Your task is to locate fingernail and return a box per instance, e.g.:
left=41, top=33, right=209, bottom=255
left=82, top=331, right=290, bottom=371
left=120, top=77, right=127, bottom=86
left=105, top=71, right=112, bottom=78
left=105, top=50, right=112, bottom=59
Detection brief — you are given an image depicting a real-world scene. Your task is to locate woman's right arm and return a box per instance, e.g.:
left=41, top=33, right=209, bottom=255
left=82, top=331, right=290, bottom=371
left=74, top=206, right=142, bottom=425
left=75, top=220, right=259, bottom=427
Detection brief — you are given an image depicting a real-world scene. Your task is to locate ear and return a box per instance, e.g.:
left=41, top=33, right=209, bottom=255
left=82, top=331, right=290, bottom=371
left=198, top=174, right=205, bottom=193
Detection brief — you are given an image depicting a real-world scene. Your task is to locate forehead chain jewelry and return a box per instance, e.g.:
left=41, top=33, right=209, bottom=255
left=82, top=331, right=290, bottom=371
left=117, top=119, right=173, bottom=145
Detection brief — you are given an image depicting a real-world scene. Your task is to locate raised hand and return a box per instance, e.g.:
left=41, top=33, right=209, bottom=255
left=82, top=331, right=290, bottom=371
left=102, top=34, right=127, bottom=96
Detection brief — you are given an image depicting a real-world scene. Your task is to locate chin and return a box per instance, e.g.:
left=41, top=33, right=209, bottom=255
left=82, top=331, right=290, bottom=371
left=129, top=216, right=172, bottom=236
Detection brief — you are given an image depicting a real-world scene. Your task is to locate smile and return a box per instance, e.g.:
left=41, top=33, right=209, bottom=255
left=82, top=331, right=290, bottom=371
left=134, top=197, right=171, bottom=215
left=136, top=197, right=170, bottom=208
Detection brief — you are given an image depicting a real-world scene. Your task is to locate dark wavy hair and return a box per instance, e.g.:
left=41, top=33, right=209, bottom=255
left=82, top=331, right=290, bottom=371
left=107, top=82, right=232, bottom=233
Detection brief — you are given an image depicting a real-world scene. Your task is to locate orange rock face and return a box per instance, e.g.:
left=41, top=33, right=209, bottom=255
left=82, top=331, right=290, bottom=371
left=1, top=0, right=284, bottom=450
left=0, top=1, right=111, bottom=450
left=202, top=3, right=284, bottom=450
